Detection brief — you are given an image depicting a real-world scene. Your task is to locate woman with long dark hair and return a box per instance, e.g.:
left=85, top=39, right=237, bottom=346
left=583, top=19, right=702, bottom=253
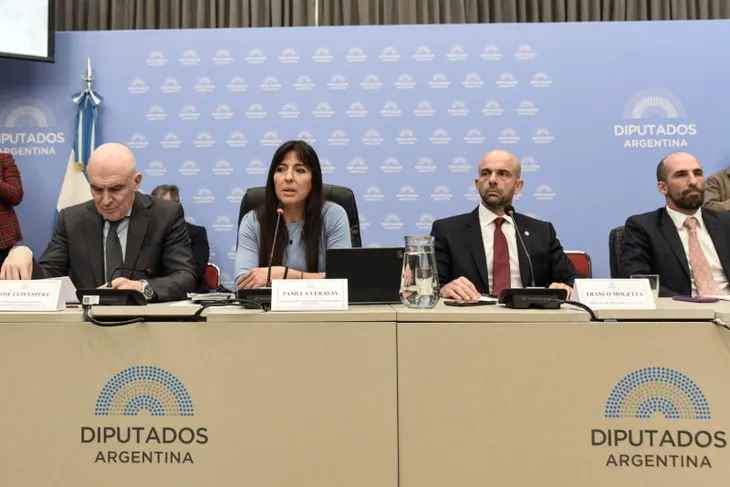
left=235, top=140, right=351, bottom=289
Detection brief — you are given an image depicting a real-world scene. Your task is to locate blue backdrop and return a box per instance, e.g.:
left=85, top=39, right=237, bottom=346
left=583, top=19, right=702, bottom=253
left=1, top=21, right=729, bottom=289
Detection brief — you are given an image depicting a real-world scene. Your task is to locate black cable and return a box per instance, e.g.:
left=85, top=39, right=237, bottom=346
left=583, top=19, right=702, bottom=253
left=82, top=305, right=146, bottom=327
left=82, top=297, right=263, bottom=325
left=543, top=299, right=599, bottom=321
left=190, top=297, right=264, bottom=321
left=563, top=300, right=598, bottom=321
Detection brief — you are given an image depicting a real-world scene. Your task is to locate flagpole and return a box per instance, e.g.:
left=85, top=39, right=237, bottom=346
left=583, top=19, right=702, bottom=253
left=56, top=58, right=102, bottom=214
left=82, top=57, right=94, bottom=91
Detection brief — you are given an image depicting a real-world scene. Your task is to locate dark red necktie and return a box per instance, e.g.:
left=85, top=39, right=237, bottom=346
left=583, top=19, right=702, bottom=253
left=492, top=217, right=510, bottom=296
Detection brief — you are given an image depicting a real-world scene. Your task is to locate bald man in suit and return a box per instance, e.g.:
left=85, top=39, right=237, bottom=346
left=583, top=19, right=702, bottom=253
left=0, top=143, right=197, bottom=302
left=430, top=150, right=581, bottom=300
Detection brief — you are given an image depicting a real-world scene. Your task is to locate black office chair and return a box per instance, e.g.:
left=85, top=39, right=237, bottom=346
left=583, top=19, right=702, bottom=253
left=237, top=184, right=362, bottom=248
left=609, top=226, right=625, bottom=278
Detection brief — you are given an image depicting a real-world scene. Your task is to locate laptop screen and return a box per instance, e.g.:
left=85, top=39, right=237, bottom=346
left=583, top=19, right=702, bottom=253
left=326, top=247, right=404, bottom=304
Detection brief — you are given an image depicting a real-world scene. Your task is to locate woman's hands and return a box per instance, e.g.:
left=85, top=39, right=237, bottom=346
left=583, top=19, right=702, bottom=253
left=236, top=266, right=287, bottom=290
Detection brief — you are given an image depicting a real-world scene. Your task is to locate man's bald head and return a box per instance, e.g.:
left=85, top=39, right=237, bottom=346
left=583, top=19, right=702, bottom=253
left=656, top=152, right=698, bottom=182
left=87, top=142, right=137, bottom=178
left=656, top=151, right=705, bottom=213
left=474, top=150, right=523, bottom=215
left=478, top=150, right=521, bottom=179
left=86, top=143, right=142, bottom=221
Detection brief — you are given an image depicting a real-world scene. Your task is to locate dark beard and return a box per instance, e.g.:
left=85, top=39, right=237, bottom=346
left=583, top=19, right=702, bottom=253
left=670, top=188, right=704, bottom=211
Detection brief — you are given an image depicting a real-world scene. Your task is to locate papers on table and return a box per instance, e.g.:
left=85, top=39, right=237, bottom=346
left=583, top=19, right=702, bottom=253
left=186, top=292, right=234, bottom=302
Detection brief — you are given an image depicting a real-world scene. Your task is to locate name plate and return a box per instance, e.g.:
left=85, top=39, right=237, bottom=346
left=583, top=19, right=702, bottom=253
left=0, top=280, right=65, bottom=311
left=271, top=279, right=348, bottom=312
left=574, top=278, right=655, bottom=309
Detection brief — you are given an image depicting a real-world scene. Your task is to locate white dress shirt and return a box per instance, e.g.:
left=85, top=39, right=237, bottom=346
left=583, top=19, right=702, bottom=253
left=478, top=204, right=523, bottom=292
left=665, top=206, right=729, bottom=296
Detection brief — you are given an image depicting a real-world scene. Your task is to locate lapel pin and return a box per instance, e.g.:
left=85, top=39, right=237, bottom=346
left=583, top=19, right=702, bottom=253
left=524, top=231, right=530, bottom=236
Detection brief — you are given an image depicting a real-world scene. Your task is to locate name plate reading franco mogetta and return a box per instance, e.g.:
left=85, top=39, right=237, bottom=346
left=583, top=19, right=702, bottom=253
left=574, top=278, right=655, bottom=310
left=271, top=279, right=348, bottom=311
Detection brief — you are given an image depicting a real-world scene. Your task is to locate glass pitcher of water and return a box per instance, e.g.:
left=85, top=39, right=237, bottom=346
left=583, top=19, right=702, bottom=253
left=399, top=236, right=440, bottom=308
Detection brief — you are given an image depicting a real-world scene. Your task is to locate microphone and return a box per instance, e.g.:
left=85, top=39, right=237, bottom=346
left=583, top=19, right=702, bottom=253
left=265, top=204, right=285, bottom=287
left=238, top=203, right=285, bottom=310
left=107, top=267, right=153, bottom=287
left=504, top=204, right=535, bottom=287
left=76, top=267, right=154, bottom=308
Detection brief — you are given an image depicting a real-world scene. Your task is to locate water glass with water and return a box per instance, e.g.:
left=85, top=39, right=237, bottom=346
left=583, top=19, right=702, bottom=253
left=400, top=236, right=440, bottom=309
left=631, top=274, right=660, bottom=301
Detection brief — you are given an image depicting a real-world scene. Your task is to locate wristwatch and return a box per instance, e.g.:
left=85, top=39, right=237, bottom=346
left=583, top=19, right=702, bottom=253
left=140, top=280, right=155, bottom=300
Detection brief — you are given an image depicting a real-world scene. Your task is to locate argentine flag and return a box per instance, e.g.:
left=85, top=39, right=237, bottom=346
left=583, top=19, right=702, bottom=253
left=56, top=87, right=103, bottom=212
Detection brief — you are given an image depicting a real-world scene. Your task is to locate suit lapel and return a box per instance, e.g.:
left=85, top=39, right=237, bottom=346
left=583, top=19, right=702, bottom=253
left=124, top=193, right=150, bottom=271
left=466, top=208, right=489, bottom=293
left=704, top=210, right=730, bottom=278
left=83, top=204, right=105, bottom=286
left=513, top=215, right=532, bottom=287
left=659, top=210, right=690, bottom=280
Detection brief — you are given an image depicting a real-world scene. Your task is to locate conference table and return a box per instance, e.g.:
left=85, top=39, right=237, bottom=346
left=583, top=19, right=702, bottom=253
left=0, top=299, right=729, bottom=486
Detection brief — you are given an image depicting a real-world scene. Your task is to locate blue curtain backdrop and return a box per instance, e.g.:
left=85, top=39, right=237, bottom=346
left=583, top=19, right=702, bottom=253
left=1, top=21, right=728, bottom=288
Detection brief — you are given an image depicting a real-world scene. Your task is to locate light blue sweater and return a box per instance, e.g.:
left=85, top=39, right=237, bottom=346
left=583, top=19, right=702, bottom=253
left=235, top=201, right=352, bottom=282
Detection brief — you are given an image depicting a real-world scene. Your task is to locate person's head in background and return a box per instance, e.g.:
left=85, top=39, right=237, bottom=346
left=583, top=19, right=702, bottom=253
left=151, top=184, right=181, bottom=204
left=657, top=152, right=705, bottom=214
left=259, top=140, right=325, bottom=272
left=86, top=143, right=141, bottom=221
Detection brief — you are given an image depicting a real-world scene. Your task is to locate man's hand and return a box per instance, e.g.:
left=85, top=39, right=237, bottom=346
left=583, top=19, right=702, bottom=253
left=100, top=278, right=143, bottom=292
left=236, top=266, right=286, bottom=290
left=440, top=276, right=480, bottom=300
left=0, top=246, right=33, bottom=280
left=549, top=282, right=573, bottom=300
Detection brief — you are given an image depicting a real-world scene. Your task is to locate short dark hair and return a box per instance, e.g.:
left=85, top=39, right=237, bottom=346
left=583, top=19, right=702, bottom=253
left=656, top=157, right=669, bottom=182
left=151, top=184, right=180, bottom=202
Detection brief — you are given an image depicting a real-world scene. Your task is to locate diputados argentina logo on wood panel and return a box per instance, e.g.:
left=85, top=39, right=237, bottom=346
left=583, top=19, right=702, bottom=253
left=592, top=367, right=724, bottom=468
left=82, top=366, right=208, bottom=464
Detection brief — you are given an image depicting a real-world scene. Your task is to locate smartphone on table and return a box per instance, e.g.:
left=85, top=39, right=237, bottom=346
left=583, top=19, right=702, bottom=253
left=444, top=300, right=497, bottom=307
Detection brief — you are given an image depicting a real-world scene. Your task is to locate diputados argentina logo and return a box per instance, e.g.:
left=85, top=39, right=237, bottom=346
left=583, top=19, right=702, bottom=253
left=592, top=367, right=723, bottom=469
left=0, top=98, right=66, bottom=156
left=82, top=366, right=208, bottom=465
left=615, top=89, right=696, bottom=148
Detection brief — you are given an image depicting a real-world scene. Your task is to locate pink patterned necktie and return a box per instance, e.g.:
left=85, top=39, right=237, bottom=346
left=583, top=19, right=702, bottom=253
left=683, top=217, right=722, bottom=296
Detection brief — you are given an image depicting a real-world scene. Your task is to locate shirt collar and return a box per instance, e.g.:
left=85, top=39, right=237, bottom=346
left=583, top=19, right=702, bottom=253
left=478, top=204, right=513, bottom=228
left=666, top=205, right=704, bottom=230
left=105, top=207, right=133, bottom=225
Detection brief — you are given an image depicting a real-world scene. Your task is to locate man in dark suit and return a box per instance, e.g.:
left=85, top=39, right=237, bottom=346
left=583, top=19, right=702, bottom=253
left=620, top=152, right=730, bottom=297
left=431, top=150, right=581, bottom=300
left=151, top=184, right=210, bottom=293
left=0, top=143, right=197, bottom=302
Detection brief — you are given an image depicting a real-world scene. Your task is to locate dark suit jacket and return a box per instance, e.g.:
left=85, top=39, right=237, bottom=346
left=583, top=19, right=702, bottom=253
left=430, top=207, right=582, bottom=294
left=186, top=222, right=210, bottom=293
left=33, top=192, right=197, bottom=302
left=619, top=207, right=730, bottom=297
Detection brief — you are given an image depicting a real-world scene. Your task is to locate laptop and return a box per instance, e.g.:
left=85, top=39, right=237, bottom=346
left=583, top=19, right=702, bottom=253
left=326, top=247, right=404, bottom=304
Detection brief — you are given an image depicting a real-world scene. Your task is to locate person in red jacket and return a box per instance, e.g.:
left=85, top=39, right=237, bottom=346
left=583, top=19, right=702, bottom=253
left=0, top=153, right=23, bottom=266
